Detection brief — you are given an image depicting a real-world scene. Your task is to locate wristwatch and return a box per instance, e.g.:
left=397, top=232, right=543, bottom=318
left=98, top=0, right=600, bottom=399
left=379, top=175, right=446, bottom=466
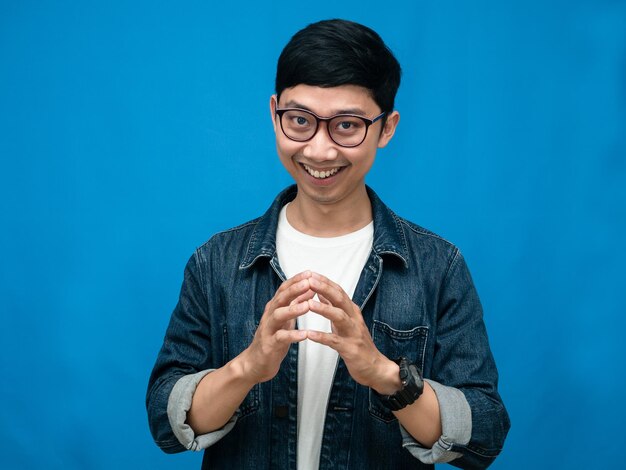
left=375, top=357, right=424, bottom=411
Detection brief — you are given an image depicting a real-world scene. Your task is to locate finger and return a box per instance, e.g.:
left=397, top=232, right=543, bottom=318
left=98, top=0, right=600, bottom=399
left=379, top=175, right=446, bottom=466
left=310, top=271, right=344, bottom=292
left=306, top=330, right=343, bottom=352
left=289, top=270, right=313, bottom=283
left=307, top=299, right=349, bottom=327
left=275, top=328, right=308, bottom=344
left=272, top=277, right=312, bottom=308
left=308, top=276, right=353, bottom=314
left=309, top=271, right=331, bottom=283
left=271, top=302, right=309, bottom=328
left=317, top=293, right=331, bottom=305
left=276, top=271, right=312, bottom=296
left=290, top=289, right=316, bottom=306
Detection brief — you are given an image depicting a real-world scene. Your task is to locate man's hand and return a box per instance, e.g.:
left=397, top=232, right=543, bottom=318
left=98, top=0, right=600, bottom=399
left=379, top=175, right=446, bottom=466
left=188, top=271, right=314, bottom=434
left=239, top=271, right=315, bottom=385
left=305, top=272, right=401, bottom=395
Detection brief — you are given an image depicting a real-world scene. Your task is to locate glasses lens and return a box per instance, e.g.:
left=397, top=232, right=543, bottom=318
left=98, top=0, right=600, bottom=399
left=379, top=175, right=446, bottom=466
left=329, top=116, right=367, bottom=146
left=281, top=110, right=317, bottom=141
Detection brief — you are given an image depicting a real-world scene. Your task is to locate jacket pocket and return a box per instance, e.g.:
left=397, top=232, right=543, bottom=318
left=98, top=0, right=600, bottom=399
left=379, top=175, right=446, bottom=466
left=368, top=320, right=429, bottom=423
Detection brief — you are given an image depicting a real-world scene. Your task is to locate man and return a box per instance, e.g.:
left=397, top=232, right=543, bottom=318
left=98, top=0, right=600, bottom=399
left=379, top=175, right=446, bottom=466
left=147, top=19, right=510, bottom=469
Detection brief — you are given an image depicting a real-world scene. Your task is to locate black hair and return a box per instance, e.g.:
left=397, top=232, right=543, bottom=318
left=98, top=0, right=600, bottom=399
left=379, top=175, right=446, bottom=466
left=275, top=19, right=402, bottom=114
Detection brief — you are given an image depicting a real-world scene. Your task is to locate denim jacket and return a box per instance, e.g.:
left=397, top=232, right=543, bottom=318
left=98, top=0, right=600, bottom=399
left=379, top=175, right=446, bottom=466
left=146, top=186, right=510, bottom=469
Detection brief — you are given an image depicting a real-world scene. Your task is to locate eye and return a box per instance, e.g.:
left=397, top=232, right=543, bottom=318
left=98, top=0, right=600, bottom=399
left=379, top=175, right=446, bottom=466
left=332, top=117, right=364, bottom=135
left=284, top=111, right=313, bottom=128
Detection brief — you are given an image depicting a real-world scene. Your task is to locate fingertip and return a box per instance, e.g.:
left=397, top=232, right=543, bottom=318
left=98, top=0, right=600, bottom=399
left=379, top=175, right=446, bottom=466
left=307, top=330, right=320, bottom=341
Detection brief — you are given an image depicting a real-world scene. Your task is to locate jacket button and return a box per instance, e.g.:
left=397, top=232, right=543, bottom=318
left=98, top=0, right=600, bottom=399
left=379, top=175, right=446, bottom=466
left=274, top=405, right=288, bottom=418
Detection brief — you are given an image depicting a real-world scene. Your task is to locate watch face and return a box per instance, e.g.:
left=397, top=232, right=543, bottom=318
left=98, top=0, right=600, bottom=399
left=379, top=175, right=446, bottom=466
left=405, top=364, right=424, bottom=398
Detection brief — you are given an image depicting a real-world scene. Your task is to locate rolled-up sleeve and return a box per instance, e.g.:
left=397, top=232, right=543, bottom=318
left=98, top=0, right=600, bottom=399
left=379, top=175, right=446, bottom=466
left=420, top=249, right=510, bottom=468
left=167, top=369, right=238, bottom=451
left=146, top=251, right=223, bottom=454
left=400, top=379, right=471, bottom=464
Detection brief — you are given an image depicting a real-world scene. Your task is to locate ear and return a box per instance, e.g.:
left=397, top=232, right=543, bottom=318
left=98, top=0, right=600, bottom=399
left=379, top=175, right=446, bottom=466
left=377, top=110, right=400, bottom=149
left=270, top=95, right=278, bottom=133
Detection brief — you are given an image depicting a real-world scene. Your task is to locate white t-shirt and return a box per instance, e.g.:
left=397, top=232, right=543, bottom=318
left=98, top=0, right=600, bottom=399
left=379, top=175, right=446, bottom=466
left=276, top=204, right=373, bottom=470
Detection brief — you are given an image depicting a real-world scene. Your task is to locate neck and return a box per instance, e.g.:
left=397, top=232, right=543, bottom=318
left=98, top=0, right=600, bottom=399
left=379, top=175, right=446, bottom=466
left=286, top=186, right=373, bottom=237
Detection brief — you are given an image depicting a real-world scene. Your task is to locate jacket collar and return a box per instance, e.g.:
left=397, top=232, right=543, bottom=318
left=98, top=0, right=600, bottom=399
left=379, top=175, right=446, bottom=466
left=240, top=185, right=409, bottom=269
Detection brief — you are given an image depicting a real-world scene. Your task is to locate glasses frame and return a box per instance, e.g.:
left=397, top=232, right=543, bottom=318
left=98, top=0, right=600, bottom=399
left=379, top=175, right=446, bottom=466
left=275, top=107, right=387, bottom=148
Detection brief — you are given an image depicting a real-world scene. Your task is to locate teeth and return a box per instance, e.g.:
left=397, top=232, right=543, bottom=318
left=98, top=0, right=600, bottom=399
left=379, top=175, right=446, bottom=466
left=303, top=165, right=340, bottom=179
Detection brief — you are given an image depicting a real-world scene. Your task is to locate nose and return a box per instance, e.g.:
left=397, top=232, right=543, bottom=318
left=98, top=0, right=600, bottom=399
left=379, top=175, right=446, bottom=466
left=302, top=123, right=339, bottom=161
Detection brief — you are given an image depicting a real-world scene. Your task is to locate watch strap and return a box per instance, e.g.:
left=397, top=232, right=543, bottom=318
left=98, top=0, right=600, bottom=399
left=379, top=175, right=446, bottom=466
left=374, top=357, right=424, bottom=411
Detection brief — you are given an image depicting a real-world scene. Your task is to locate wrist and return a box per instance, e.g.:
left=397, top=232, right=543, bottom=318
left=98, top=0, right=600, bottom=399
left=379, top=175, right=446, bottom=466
left=373, top=357, right=424, bottom=411
left=371, top=357, right=402, bottom=395
left=230, top=350, right=261, bottom=389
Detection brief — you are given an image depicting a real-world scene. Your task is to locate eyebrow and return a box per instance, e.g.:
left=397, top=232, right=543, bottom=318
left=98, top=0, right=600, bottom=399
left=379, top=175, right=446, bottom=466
left=281, top=100, right=368, bottom=117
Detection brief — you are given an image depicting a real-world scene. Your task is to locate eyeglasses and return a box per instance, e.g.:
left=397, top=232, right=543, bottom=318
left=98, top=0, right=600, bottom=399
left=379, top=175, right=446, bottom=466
left=275, top=107, right=386, bottom=148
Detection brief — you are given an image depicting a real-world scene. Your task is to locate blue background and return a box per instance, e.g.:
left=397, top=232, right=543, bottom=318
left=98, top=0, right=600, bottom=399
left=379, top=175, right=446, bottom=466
left=1, top=1, right=625, bottom=468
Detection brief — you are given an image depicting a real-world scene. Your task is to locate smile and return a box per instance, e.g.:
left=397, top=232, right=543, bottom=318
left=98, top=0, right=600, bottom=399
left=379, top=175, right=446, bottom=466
left=302, top=164, right=341, bottom=179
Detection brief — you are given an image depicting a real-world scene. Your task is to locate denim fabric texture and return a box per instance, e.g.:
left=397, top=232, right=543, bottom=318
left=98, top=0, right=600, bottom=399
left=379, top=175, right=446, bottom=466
left=146, top=186, right=510, bottom=469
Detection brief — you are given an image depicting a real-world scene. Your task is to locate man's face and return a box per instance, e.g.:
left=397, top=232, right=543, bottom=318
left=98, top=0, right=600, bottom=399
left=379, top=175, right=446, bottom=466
left=270, top=84, right=399, bottom=209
